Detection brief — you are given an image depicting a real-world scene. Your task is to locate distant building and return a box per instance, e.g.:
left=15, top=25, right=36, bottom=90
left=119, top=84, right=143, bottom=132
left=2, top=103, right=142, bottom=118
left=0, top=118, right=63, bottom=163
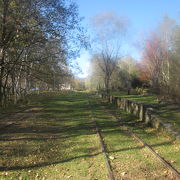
left=60, top=84, right=71, bottom=90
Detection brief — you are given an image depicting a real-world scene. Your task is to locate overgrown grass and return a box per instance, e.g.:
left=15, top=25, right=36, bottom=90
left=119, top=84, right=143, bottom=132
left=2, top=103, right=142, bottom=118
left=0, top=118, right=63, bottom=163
left=103, top=98, right=180, bottom=173
left=89, top=96, right=177, bottom=180
left=111, top=91, right=158, bottom=104
left=0, top=92, right=107, bottom=180
left=111, top=91, right=180, bottom=131
left=0, top=91, right=179, bottom=179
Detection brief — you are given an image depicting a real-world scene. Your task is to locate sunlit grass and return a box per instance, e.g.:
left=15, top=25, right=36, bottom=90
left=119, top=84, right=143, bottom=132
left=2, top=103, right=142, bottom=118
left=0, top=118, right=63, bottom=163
left=104, top=100, right=180, bottom=172
left=0, top=91, right=179, bottom=179
left=0, top=92, right=107, bottom=180
left=90, top=96, right=175, bottom=179
left=111, top=91, right=180, bottom=131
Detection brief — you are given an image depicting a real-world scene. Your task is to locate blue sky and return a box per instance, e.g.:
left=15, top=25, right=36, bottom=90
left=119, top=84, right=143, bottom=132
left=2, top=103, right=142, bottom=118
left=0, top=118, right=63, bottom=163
left=74, top=0, right=180, bottom=78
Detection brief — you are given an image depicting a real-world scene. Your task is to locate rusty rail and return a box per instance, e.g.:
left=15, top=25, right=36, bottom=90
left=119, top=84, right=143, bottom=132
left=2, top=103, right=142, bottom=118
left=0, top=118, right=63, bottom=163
left=104, top=105, right=180, bottom=179
left=88, top=99, right=115, bottom=180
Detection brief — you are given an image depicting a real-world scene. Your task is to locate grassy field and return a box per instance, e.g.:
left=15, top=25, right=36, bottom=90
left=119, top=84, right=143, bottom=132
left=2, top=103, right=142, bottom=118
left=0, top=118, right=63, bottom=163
left=111, top=91, right=157, bottom=104
left=111, top=91, right=180, bottom=131
left=90, top=95, right=179, bottom=180
left=103, top=99, right=180, bottom=172
left=0, top=91, right=179, bottom=179
left=0, top=92, right=108, bottom=180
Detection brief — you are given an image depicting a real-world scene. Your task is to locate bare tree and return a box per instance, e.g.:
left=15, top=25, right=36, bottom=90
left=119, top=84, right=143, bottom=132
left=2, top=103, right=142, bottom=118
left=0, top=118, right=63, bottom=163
left=96, top=49, right=118, bottom=92
left=90, top=11, right=128, bottom=93
left=158, top=15, right=176, bottom=95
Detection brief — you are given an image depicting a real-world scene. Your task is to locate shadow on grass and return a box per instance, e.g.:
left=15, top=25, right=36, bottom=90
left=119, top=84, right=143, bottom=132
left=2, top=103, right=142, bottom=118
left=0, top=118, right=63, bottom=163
left=0, top=92, right=176, bottom=172
left=0, top=92, right=98, bottom=171
left=0, top=153, right=102, bottom=171
left=91, top=97, right=177, bottom=156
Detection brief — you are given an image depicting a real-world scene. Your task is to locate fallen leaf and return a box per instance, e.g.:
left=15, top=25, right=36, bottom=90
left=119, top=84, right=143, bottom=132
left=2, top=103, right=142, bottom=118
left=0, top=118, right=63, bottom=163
left=121, top=172, right=127, bottom=176
left=109, top=156, right=115, bottom=160
left=67, top=175, right=72, bottom=178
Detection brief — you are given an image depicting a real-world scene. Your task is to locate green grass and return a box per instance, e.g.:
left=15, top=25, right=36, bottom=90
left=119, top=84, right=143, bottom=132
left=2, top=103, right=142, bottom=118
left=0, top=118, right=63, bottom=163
left=0, top=92, right=108, bottom=180
left=89, top=96, right=177, bottom=180
left=103, top=98, right=180, bottom=172
left=111, top=91, right=158, bottom=104
left=0, top=91, right=179, bottom=180
left=110, top=91, right=180, bottom=131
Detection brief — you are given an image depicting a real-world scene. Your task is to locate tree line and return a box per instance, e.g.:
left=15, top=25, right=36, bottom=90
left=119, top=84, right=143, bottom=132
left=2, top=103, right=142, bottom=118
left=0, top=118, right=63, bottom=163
left=87, top=14, right=180, bottom=103
left=0, top=0, right=86, bottom=106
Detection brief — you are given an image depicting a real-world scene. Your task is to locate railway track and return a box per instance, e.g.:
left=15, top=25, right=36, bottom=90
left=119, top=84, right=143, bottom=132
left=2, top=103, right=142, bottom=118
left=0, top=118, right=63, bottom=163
left=1, top=93, right=179, bottom=179
left=88, top=95, right=180, bottom=180
left=89, top=100, right=115, bottom=180
left=107, top=107, right=180, bottom=179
